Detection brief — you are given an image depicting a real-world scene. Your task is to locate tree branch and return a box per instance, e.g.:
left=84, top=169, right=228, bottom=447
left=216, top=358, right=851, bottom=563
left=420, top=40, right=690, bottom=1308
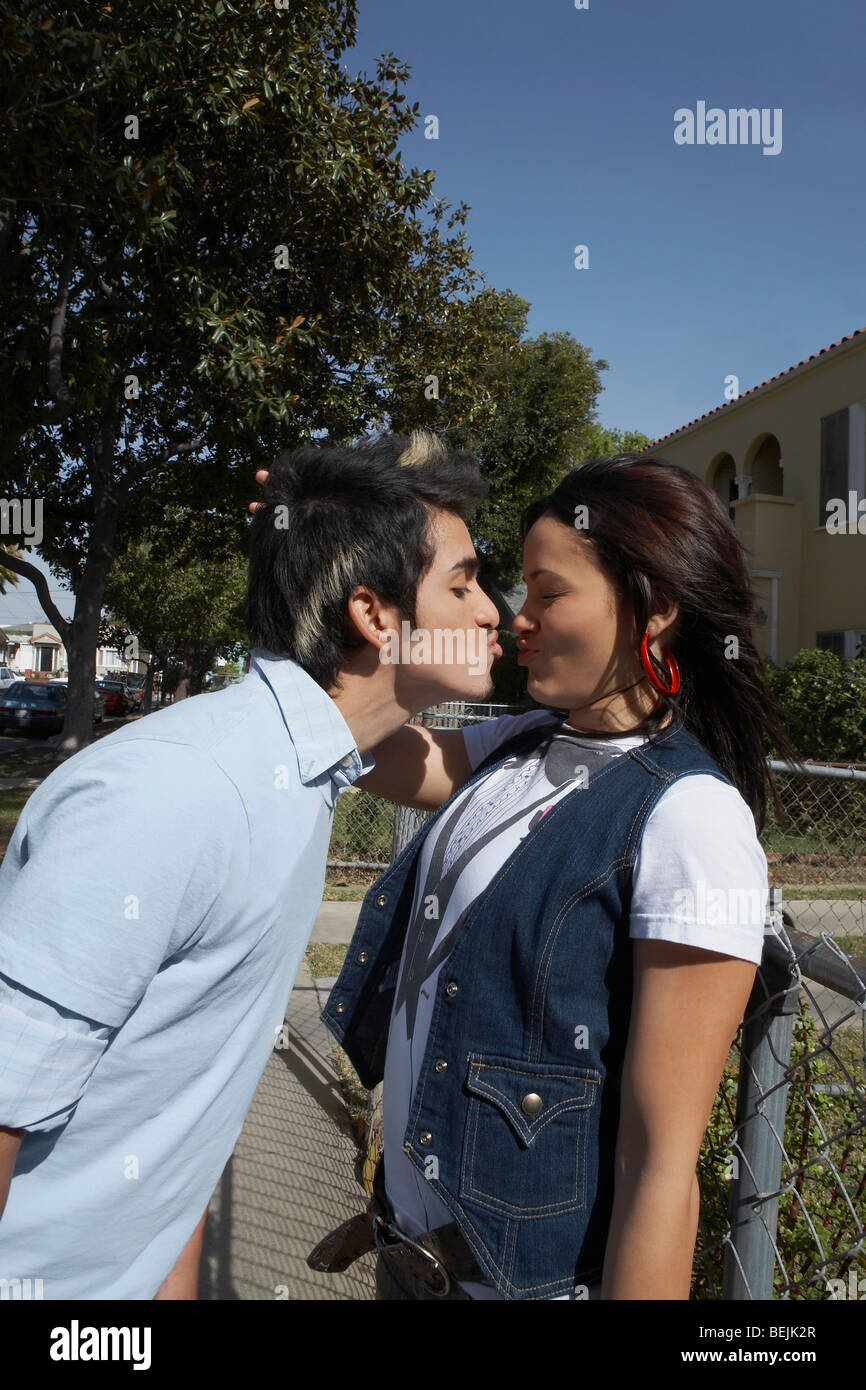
left=44, top=231, right=78, bottom=422
left=0, top=550, right=71, bottom=643
left=118, top=435, right=207, bottom=494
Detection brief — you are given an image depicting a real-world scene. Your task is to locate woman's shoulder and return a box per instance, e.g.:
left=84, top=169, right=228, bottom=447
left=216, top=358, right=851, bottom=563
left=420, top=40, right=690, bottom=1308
left=461, top=707, right=561, bottom=771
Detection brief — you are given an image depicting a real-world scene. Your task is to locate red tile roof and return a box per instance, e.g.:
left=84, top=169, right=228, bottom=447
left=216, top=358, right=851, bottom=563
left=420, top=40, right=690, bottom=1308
left=643, top=325, right=866, bottom=449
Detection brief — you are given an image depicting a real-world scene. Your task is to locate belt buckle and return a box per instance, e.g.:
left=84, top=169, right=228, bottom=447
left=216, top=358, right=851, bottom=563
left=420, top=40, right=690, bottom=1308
left=373, top=1216, right=453, bottom=1297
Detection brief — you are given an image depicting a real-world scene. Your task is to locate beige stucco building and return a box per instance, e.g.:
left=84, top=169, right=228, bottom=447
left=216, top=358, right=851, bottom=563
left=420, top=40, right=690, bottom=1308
left=641, top=326, right=866, bottom=665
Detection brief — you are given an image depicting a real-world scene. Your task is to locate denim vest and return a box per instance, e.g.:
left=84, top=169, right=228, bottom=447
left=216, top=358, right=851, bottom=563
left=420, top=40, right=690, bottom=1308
left=321, top=715, right=733, bottom=1299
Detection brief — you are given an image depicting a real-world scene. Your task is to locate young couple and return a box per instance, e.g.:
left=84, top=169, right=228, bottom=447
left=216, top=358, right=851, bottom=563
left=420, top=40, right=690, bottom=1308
left=0, top=428, right=796, bottom=1300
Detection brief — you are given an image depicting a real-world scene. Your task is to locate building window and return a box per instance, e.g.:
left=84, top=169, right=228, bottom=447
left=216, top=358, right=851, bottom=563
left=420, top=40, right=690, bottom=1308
left=817, top=630, right=864, bottom=658
left=819, top=408, right=849, bottom=526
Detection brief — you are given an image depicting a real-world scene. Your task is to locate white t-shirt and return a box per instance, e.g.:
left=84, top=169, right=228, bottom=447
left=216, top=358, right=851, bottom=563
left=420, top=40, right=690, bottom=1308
left=383, top=709, right=768, bottom=1299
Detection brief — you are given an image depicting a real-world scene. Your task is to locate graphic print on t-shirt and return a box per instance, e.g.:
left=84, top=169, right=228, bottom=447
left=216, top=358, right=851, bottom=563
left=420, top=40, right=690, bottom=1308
left=392, top=729, right=625, bottom=1045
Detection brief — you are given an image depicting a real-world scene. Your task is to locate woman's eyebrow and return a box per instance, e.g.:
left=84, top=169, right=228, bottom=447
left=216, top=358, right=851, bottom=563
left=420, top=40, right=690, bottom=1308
left=526, top=568, right=567, bottom=581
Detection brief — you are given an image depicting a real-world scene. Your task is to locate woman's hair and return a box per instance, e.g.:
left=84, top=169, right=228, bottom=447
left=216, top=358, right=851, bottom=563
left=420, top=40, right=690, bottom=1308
left=521, top=452, right=805, bottom=833
left=246, top=428, right=488, bottom=691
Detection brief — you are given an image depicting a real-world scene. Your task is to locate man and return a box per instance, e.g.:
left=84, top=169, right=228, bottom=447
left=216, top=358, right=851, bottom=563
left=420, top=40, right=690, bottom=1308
left=0, top=429, right=500, bottom=1299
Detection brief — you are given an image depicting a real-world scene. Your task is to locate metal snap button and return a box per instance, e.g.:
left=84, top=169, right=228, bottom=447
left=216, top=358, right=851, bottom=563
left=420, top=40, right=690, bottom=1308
left=376, top=894, right=388, bottom=907
left=419, top=1130, right=433, bottom=1145
left=358, top=951, right=368, bottom=963
left=434, top=1059, right=448, bottom=1073
left=521, top=1092, right=543, bottom=1115
left=445, top=981, right=458, bottom=997
left=335, top=1001, right=345, bottom=1014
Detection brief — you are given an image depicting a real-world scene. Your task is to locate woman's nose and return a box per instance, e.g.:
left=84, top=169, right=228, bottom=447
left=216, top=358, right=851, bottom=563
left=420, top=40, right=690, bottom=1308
left=512, top=606, right=535, bottom=635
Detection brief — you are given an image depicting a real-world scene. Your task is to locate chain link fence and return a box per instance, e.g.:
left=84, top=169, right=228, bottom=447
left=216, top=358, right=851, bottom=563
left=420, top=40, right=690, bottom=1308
left=326, top=703, right=521, bottom=875
left=327, top=709, right=866, bottom=1298
left=696, top=758, right=866, bottom=1301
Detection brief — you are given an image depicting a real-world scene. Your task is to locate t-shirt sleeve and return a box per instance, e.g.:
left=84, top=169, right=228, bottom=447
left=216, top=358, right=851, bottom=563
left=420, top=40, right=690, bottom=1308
left=0, top=739, right=244, bottom=1027
left=461, top=709, right=561, bottom=772
left=629, top=774, right=768, bottom=965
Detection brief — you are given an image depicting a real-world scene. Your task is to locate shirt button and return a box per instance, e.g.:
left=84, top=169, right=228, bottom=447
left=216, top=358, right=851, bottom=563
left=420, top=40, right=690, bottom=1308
left=357, top=951, right=368, bottom=964
left=376, top=894, right=388, bottom=908
left=419, top=1130, right=433, bottom=1145
left=335, top=1001, right=345, bottom=1014
left=445, top=981, right=458, bottom=997
left=521, top=1093, right=543, bottom=1116
left=434, top=1059, right=448, bottom=1073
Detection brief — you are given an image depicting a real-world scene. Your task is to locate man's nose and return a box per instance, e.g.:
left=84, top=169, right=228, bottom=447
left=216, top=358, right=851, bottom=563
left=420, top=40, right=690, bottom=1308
left=474, top=589, right=501, bottom=629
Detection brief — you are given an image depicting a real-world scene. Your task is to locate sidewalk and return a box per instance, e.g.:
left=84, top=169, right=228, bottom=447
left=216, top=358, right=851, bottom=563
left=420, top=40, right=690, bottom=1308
left=198, top=901, right=367, bottom=1300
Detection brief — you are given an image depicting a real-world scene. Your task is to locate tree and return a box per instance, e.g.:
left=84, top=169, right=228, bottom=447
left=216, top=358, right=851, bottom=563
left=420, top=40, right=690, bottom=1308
left=102, top=509, right=247, bottom=712
left=409, top=311, right=611, bottom=585
left=581, top=422, right=654, bottom=459
left=0, top=0, right=512, bottom=749
left=0, top=546, right=22, bottom=594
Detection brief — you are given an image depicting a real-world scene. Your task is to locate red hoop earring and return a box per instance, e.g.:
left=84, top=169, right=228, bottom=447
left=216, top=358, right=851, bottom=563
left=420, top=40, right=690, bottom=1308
left=640, top=631, right=681, bottom=695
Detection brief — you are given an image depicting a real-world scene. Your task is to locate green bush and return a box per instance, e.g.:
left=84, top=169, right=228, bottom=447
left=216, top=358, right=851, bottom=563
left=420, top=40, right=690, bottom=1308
left=765, top=649, right=866, bottom=762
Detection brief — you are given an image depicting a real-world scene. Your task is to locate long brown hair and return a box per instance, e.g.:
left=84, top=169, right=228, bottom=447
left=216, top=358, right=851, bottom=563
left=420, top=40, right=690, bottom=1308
left=521, top=453, right=805, bottom=833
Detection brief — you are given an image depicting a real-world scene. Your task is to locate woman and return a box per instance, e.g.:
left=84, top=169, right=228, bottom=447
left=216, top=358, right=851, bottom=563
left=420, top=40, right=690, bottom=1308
left=311, top=452, right=802, bottom=1300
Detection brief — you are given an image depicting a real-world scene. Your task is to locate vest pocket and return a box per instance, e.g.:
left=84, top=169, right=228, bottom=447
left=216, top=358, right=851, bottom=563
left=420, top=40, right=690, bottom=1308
left=459, top=1052, right=601, bottom=1218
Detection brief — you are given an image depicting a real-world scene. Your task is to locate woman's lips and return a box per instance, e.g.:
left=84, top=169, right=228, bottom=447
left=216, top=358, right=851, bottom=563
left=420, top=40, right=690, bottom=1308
left=516, top=647, right=538, bottom=664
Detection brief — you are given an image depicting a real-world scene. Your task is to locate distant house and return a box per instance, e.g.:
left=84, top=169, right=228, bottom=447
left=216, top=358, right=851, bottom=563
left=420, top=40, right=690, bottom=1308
left=639, top=325, right=866, bottom=665
left=3, top=621, right=64, bottom=676
left=1, top=621, right=149, bottom=680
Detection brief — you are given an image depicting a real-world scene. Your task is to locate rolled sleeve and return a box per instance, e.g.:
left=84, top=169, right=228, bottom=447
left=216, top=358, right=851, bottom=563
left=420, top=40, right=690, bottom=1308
left=0, top=972, right=113, bottom=1132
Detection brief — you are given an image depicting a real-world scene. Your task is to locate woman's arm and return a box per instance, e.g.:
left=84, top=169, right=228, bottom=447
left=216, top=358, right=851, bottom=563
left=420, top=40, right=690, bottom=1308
left=601, top=939, right=757, bottom=1299
left=354, top=724, right=472, bottom=810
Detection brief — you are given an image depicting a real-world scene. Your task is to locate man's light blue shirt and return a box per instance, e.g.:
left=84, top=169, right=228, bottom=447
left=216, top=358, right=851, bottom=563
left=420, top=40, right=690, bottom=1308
left=0, top=650, right=374, bottom=1298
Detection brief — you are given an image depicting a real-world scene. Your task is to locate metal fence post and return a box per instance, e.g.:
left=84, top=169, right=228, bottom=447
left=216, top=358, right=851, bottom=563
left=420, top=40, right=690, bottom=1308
left=390, top=804, right=430, bottom=861
left=723, top=898, right=800, bottom=1300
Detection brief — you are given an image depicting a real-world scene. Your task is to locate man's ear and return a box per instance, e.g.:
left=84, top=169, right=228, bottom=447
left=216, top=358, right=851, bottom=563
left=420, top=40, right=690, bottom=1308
left=345, top=586, right=400, bottom=652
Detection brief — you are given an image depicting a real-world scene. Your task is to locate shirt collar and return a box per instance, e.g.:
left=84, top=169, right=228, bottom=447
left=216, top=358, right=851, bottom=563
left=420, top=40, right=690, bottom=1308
left=249, top=648, right=376, bottom=786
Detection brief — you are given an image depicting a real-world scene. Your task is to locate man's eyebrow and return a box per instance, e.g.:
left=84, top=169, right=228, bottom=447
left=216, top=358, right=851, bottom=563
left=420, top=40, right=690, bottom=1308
left=448, top=556, right=480, bottom=576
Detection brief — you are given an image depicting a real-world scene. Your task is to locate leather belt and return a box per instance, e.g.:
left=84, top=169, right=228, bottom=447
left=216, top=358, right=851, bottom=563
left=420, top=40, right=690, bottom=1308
left=307, top=1158, right=488, bottom=1297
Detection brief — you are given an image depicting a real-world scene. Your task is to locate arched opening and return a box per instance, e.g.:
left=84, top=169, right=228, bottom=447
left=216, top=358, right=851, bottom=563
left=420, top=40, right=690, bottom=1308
left=745, top=433, right=783, bottom=495
left=708, top=453, right=737, bottom=519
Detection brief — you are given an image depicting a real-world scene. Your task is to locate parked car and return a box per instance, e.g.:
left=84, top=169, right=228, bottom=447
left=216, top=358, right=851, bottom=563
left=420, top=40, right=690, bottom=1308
left=95, top=679, right=128, bottom=716
left=0, top=678, right=105, bottom=733
left=0, top=680, right=68, bottom=736
left=123, top=679, right=144, bottom=711
left=0, top=665, right=21, bottom=693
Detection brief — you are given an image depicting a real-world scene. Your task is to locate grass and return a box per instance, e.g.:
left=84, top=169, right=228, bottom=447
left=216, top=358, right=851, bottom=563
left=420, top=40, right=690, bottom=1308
left=0, top=787, right=34, bottom=863
left=305, top=942, right=349, bottom=978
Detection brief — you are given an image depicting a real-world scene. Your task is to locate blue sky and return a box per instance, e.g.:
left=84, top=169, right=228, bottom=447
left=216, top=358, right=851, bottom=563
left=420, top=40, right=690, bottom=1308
left=350, top=0, right=866, bottom=441
left=3, top=0, right=864, bottom=624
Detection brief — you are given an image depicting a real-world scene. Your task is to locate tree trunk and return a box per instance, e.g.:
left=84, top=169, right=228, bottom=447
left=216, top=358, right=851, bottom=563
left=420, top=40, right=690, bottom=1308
left=173, top=641, right=214, bottom=703
left=58, top=407, right=122, bottom=754
left=58, top=496, right=120, bottom=753
left=142, top=661, right=155, bottom=716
